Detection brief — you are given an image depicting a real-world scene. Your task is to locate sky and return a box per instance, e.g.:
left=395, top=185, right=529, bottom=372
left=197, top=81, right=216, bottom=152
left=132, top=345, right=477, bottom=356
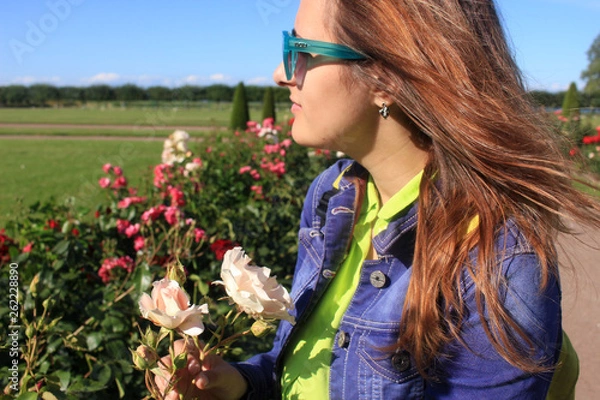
left=0, top=0, right=598, bottom=93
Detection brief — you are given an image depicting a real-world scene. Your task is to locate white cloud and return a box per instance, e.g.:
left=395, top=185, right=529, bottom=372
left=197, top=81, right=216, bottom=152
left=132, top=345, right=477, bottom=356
left=82, top=72, right=121, bottom=85
left=182, top=75, right=202, bottom=84
left=246, top=76, right=271, bottom=85
left=209, top=73, right=225, bottom=81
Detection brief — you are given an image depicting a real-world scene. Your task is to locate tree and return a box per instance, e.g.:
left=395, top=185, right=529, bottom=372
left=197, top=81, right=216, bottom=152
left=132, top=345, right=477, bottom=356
left=29, top=84, right=59, bottom=106
left=59, top=86, right=85, bottom=105
left=230, top=82, right=250, bottom=130
left=581, top=33, right=600, bottom=95
left=261, top=86, right=276, bottom=122
left=205, top=84, right=233, bottom=102
left=146, top=86, right=173, bottom=101
left=85, top=85, right=116, bottom=102
left=561, top=82, right=580, bottom=118
left=3, top=85, right=29, bottom=106
left=115, top=84, right=147, bottom=102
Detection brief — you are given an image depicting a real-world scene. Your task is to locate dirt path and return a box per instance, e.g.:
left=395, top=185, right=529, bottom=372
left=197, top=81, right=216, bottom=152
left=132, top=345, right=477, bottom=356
left=558, top=224, right=600, bottom=399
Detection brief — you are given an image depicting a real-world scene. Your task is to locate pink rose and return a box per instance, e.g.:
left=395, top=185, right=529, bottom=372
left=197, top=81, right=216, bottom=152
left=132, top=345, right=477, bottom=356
left=112, top=176, right=127, bottom=189
left=102, top=163, right=112, bottom=173
left=239, top=166, right=252, bottom=174
left=98, top=256, right=135, bottom=283
left=250, top=185, right=263, bottom=199
left=250, top=169, right=261, bottom=181
left=118, top=196, right=146, bottom=209
left=164, top=206, right=180, bottom=226
left=125, top=223, right=140, bottom=238
left=98, top=177, right=111, bottom=188
left=134, top=236, right=145, bottom=251
left=169, top=187, right=185, bottom=207
left=194, top=228, right=206, bottom=243
left=138, top=279, right=209, bottom=335
left=141, top=205, right=166, bottom=223
left=116, top=219, right=131, bottom=234
left=113, top=166, right=123, bottom=176
left=23, top=242, right=34, bottom=253
left=214, top=247, right=295, bottom=324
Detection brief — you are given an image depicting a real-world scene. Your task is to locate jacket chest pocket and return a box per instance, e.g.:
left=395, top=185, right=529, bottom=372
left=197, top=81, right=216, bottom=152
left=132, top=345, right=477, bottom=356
left=354, top=329, right=424, bottom=400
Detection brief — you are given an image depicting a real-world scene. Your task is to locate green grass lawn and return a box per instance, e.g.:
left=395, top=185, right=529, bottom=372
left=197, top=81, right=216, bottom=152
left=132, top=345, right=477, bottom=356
left=0, top=102, right=293, bottom=127
left=0, top=138, right=172, bottom=225
left=586, top=114, right=600, bottom=128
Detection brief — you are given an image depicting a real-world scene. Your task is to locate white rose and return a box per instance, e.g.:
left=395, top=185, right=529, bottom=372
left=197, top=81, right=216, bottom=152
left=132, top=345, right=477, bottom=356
left=163, top=138, right=174, bottom=150
left=161, top=148, right=185, bottom=165
left=139, top=279, right=209, bottom=336
left=215, top=247, right=295, bottom=324
left=175, top=140, right=188, bottom=153
left=170, top=130, right=190, bottom=143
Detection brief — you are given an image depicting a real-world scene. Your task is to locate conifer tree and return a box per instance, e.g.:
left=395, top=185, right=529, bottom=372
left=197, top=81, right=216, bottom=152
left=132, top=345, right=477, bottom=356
left=230, top=82, right=250, bottom=130
left=561, top=82, right=580, bottom=118
left=261, top=86, right=276, bottom=122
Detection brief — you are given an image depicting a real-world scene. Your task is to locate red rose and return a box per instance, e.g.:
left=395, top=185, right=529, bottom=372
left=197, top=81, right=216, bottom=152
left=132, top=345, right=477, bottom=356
left=210, top=239, right=238, bottom=261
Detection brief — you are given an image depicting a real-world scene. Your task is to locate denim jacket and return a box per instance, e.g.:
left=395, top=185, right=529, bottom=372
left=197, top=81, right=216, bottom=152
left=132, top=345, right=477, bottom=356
left=236, top=159, right=562, bottom=399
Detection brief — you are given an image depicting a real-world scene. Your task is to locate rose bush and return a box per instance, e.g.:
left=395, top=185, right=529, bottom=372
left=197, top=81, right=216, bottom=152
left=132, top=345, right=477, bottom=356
left=0, top=118, right=340, bottom=399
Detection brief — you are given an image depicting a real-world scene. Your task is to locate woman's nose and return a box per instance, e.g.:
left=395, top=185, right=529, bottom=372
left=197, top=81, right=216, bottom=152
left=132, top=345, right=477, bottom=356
left=273, top=62, right=294, bottom=87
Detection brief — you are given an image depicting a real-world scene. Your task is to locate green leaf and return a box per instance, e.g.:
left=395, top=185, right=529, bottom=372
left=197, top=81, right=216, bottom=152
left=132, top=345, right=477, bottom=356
left=13, top=251, right=29, bottom=264
left=55, top=370, right=71, bottom=391
left=15, top=393, right=38, bottom=400
left=132, top=262, right=152, bottom=294
left=52, top=240, right=70, bottom=255
left=197, top=279, right=209, bottom=296
left=173, top=351, right=188, bottom=370
left=114, top=376, right=125, bottom=399
left=67, top=364, right=112, bottom=394
left=86, top=331, right=103, bottom=351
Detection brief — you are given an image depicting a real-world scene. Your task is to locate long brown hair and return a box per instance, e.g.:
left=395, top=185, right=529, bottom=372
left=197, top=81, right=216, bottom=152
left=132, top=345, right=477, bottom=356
left=331, top=0, right=600, bottom=376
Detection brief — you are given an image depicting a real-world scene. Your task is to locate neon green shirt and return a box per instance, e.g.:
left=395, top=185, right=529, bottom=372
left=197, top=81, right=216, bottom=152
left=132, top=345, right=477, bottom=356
left=281, top=171, right=423, bottom=399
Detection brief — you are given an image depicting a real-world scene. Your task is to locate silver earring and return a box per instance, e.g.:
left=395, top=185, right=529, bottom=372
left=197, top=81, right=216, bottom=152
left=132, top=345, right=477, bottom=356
left=378, top=102, right=390, bottom=119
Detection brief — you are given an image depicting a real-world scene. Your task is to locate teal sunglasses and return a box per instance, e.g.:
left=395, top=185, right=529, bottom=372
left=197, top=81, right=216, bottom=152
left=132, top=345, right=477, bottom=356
left=282, top=30, right=366, bottom=83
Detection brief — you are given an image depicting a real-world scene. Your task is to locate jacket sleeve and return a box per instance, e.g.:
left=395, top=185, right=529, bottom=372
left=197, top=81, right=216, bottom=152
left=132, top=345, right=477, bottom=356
left=233, top=159, right=353, bottom=399
left=427, top=224, right=562, bottom=398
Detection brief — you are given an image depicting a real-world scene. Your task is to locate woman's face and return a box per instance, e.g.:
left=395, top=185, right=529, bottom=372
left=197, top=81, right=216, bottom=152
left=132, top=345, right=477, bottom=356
left=273, top=0, right=379, bottom=157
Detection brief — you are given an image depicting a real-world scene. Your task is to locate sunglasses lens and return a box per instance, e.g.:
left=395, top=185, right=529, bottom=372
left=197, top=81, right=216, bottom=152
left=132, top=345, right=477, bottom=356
left=285, top=50, right=294, bottom=80
left=295, top=52, right=308, bottom=85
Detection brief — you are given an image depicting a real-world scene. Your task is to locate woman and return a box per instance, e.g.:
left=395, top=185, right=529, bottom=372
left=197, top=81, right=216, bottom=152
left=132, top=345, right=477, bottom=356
left=156, top=0, right=598, bottom=398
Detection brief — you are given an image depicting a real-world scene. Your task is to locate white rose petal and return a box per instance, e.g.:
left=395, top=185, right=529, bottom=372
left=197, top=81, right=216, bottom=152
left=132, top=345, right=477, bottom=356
left=216, top=247, right=295, bottom=324
left=138, top=279, right=209, bottom=335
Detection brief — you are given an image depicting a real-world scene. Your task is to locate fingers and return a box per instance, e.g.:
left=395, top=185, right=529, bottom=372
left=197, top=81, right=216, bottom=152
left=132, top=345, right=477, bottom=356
left=192, top=354, right=248, bottom=397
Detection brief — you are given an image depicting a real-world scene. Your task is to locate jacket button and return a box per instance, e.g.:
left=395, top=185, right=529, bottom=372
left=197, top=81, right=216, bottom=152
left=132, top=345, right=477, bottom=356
left=369, top=270, right=388, bottom=288
left=391, top=351, right=411, bottom=372
left=337, top=331, right=350, bottom=348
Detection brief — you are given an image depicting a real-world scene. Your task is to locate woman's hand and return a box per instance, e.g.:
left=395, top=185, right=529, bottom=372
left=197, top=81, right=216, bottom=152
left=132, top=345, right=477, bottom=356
left=154, top=339, right=249, bottom=400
